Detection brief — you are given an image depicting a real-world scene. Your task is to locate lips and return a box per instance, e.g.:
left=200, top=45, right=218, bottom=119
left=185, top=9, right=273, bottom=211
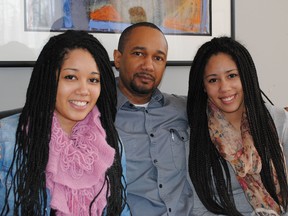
left=135, top=72, right=155, bottom=81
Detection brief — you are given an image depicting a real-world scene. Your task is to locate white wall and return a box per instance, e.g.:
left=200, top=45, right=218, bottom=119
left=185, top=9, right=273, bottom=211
left=0, top=68, right=32, bottom=110
left=1, top=0, right=288, bottom=111
left=234, top=0, right=288, bottom=108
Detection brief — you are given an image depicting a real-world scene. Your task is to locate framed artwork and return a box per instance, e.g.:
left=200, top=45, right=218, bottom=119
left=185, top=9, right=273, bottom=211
left=0, top=0, right=234, bottom=67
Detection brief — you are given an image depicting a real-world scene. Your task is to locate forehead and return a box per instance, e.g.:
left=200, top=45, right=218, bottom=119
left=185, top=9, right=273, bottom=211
left=61, top=48, right=99, bottom=71
left=205, top=53, right=236, bottom=72
left=125, top=26, right=168, bottom=53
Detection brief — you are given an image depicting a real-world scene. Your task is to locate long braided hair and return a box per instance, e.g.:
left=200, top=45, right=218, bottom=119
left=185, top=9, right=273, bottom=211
left=187, top=36, right=288, bottom=215
left=1, top=30, right=126, bottom=215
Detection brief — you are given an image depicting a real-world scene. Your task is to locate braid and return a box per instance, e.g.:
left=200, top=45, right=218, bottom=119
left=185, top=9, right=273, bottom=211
left=187, top=42, right=241, bottom=215
left=238, top=42, right=288, bottom=210
left=187, top=36, right=288, bottom=215
left=2, top=36, right=59, bottom=215
left=86, top=35, right=126, bottom=215
left=1, top=30, right=127, bottom=215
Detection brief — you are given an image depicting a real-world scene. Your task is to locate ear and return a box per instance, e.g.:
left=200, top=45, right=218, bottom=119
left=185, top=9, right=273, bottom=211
left=113, top=49, right=122, bottom=69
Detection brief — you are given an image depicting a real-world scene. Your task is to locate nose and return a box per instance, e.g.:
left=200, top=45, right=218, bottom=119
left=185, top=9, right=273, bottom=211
left=141, top=57, right=154, bottom=71
left=219, top=79, right=231, bottom=92
left=76, top=80, right=89, bottom=96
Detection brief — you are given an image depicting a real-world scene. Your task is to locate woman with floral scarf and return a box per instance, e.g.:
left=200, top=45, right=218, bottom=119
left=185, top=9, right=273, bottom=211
left=187, top=36, right=288, bottom=216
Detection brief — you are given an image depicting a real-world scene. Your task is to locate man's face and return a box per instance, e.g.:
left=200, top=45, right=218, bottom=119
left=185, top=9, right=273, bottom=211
left=114, top=26, right=168, bottom=103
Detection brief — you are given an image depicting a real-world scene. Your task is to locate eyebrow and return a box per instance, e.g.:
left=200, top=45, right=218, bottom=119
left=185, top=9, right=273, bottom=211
left=204, top=68, right=238, bottom=79
left=227, top=68, right=238, bottom=73
left=62, top=68, right=100, bottom=75
left=132, top=46, right=167, bottom=56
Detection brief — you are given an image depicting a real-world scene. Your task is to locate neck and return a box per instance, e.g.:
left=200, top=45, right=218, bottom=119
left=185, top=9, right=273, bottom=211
left=118, top=84, right=152, bottom=104
left=225, top=113, right=242, bottom=131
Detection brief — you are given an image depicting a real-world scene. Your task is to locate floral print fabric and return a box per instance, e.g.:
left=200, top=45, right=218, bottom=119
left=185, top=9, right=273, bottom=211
left=207, top=100, right=281, bottom=215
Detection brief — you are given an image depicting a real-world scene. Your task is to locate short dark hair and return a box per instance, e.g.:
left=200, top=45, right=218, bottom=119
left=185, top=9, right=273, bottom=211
left=117, top=22, right=167, bottom=52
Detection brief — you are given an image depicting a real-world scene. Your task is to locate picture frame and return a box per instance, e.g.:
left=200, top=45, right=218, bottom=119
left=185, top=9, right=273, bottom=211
left=0, top=0, right=234, bottom=67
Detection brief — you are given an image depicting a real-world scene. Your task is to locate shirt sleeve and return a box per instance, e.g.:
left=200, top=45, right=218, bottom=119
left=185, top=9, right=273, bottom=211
left=266, top=103, right=288, bottom=164
left=281, top=110, right=288, bottom=165
left=190, top=181, right=227, bottom=216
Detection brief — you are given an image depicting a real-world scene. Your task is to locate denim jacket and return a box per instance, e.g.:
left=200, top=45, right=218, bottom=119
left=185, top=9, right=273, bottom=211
left=0, top=113, right=130, bottom=215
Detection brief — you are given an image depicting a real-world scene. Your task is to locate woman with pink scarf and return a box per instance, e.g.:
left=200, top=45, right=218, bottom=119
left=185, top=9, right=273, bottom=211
left=0, top=30, right=130, bottom=216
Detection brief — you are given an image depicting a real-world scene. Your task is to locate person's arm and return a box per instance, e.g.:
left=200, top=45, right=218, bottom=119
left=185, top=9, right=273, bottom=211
left=281, top=110, right=288, bottom=165
left=0, top=114, right=20, bottom=214
left=190, top=182, right=225, bottom=216
left=119, top=140, right=131, bottom=216
left=268, top=104, right=288, bottom=163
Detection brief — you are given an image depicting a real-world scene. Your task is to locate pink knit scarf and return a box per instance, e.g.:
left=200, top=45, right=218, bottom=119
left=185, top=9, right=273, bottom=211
left=46, top=107, right=115, bottom=216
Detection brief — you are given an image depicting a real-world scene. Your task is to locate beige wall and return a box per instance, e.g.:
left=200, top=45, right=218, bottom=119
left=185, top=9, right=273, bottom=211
left=234, top=0, right=288, bottom=107
left=161, top=0, right=288, bottom=108
left=0, top=0, right=287, bottom=111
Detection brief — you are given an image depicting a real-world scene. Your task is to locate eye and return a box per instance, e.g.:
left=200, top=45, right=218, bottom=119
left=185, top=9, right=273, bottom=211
left=228, top=73, right=238, bottom=79
left=154, top=56, right=164, bottom=62
left=132, top=51, right=144, bottom=57
left=208, top=78, right=217, bottom=83
left=64, top=75, right=76, bottom=80
left=89, top=78, right=100, bottom=84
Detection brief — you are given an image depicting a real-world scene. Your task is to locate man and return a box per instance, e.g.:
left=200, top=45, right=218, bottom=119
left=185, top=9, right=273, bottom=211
left=113, top=22, right=211, bottom=216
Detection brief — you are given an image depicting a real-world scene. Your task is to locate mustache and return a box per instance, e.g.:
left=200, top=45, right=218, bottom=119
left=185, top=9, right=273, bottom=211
left=134, top=72, right=155, bottom=81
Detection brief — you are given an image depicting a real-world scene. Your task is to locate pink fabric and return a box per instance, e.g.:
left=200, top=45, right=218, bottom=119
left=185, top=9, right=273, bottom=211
left=46, top=106, right=115, bottom=216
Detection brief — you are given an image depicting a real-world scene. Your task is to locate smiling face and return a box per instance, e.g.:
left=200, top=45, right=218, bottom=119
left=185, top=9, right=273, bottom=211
left=114, top=26, right=168, bottom=104
left=55, top=48, right=100, bottom=133
left=203, top=53, right=245, bottom=121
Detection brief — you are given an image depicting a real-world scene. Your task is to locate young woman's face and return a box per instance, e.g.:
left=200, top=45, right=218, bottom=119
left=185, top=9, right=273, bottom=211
left=203, top=53, right=245, bottom=118
left=55, top=48, right=101, bottom=133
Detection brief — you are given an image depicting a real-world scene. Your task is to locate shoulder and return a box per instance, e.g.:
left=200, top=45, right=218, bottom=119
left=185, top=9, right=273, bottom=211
left=265, top=103, right=287, bottom=133
left=162, top=93, right=187, bottom=106
left=0, top=114, right=22, bottom=213
left=0, top=113, right=20, bottom=135
left=266, top=103, right=288, bottom=154
left=265, top=102, right=286, bottom=118
left=0, top=114, right=20, bottom=213
left=0, top=114, right=19, bottom=162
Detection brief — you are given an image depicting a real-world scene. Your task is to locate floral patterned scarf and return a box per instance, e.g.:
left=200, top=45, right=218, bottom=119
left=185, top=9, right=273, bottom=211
left=207, top=100, right=282, bottom=215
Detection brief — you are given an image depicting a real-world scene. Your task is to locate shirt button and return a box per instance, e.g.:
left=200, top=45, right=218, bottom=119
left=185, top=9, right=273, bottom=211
left=153, top=159, right=158, bottom=163
left=159, top=184, right=162, bottom=188
left=169, top=208, right=172, bottom=212
left=145, top=110, right=148, bottom=113
left=150, top=133, right=154, bottom=137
